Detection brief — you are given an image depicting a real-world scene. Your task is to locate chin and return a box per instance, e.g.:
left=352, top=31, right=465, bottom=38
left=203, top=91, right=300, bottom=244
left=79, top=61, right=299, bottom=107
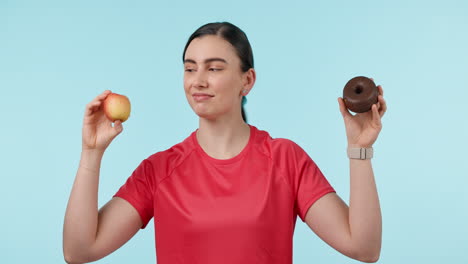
left=190, top=103, right=213, bottom=119
left=189, top=100, right=230, bottom=121
left=195, top=111, right=217, bottom=120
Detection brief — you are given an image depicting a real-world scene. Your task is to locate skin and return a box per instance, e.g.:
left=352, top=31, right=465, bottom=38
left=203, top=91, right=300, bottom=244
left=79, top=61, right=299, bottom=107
left=63, top=34, right=387, bottom=263
left=183, top=35, right=256, bottom=159
left=306, top=84, right=386, bottom=262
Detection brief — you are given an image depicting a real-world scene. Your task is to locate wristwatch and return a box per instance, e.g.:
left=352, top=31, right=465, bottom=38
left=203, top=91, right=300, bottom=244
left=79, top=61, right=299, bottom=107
left=347, top=147, right=373, bottom=160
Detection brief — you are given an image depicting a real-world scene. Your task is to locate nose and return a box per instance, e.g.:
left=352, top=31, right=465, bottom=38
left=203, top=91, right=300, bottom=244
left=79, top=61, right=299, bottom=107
left=193, top=70, right=208, bottom=88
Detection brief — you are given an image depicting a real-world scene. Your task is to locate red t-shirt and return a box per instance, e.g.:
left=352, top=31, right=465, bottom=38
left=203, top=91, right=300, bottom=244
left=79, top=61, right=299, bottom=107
left=114, top=125, right=335, bottom=263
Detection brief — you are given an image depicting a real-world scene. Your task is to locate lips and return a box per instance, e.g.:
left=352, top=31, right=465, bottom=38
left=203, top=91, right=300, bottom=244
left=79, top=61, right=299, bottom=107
left=192, top=93, right=214, bottom=102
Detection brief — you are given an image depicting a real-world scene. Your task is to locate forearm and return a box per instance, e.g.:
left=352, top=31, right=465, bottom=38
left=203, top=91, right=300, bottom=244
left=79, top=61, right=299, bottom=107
left=63, top=149, right=104, bottom=260
left=348, top=158, right=382, bottom=259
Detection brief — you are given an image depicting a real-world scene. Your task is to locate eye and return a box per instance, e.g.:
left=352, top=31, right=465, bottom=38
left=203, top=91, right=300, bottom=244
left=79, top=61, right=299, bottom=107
left=185, top=68, right=195, bottom=72
left=209, top=68, right=222, bottom=72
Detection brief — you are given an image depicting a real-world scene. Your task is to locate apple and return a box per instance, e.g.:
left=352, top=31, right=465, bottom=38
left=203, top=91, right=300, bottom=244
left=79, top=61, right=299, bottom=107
left=103, top=92, right=131, bottom=122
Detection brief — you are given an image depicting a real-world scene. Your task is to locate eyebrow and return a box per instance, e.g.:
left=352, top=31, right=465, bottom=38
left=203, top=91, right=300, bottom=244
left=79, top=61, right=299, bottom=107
left=184, top=58, right=228, bottom=65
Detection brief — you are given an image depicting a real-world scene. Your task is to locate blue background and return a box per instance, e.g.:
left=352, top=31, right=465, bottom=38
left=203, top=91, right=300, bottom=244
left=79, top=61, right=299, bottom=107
left=1, top=0, right=467, bottom=263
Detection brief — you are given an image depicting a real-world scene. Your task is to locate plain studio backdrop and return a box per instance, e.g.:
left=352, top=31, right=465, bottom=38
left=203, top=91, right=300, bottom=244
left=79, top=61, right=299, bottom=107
left=1, top=0, right=467, bottom=263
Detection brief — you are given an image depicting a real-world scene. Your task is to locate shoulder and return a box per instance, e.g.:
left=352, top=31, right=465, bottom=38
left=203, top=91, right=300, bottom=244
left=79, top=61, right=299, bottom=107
left=252, top=126, right=310, bottom=165
left=253, top=126, right=306, bottom=155
left=143, top=132, right=197, bottom=176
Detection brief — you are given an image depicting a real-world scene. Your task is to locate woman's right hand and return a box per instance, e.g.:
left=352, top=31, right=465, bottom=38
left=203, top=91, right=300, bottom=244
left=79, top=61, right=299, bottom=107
left=82, top=90, right=124, bottom=152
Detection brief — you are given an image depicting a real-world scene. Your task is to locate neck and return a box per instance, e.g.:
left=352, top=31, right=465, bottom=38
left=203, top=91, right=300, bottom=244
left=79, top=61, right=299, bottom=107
left=196, top=114, right=250, bottom=160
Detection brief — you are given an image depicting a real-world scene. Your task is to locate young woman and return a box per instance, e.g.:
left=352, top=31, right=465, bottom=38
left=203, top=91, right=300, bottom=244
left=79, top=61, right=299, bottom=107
left=63, top=22, right=387, bottom=264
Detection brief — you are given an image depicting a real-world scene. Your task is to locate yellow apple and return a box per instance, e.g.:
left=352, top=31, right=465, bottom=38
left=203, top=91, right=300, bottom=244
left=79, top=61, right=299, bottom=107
left=103, top=93, right=131, bottom=122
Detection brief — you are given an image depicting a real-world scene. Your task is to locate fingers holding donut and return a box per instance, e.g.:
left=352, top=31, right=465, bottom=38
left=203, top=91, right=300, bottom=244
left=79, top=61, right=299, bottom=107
left=338, top=97, right=352, bottom=119
left=378, top=84, right=384, bottom=96
left=377, top=87, right=387, bottom=118
left=369, top=81, right=386, bottom=118
left=371, top=103, right=382, bottom=128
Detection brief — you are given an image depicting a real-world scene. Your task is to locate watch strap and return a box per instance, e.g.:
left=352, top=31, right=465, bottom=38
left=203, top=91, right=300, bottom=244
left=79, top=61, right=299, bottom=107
left=347, top=147, right=373, bottom=159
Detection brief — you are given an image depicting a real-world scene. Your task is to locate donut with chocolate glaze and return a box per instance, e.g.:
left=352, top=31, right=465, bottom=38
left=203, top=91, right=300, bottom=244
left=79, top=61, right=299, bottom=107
left=343, top=76, right=379, bottom=113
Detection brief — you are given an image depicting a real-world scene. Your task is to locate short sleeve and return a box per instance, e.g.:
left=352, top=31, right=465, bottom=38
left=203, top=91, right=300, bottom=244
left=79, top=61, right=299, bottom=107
left=290, top=142, right=335, bottom=222
left=113, top=159, right=155, bottom=229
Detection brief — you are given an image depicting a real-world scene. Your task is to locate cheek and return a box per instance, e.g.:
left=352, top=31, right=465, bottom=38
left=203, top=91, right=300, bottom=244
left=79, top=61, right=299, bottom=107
left=214, top=74, right=241, bottom=93
left=183, top=77, right=191, bottom=93
left=183, top=78, right=192, bottom=103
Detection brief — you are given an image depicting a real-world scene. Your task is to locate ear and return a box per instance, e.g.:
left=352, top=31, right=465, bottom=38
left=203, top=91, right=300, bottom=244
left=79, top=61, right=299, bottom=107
left=241, top=68, right=256, bottom=95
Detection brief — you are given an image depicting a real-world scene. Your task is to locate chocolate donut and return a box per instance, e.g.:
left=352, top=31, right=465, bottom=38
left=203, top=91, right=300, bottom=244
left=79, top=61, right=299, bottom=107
left=343, top=76, right=379, bottom=113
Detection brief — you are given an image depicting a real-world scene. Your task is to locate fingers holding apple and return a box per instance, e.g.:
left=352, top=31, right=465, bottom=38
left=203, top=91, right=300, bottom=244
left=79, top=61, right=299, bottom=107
left=84, top=90, right=111, bottom=119
left=81, top=91, right=130, bottom=151
left=102, top=93, right=131, bottom=123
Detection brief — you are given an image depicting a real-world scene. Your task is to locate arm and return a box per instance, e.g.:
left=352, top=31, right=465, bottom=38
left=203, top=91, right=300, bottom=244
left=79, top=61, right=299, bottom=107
left=305, top=83, right=387, bottom=262
left=63, top=91, right=142, bottom=263
left=305, top=160, right=381, bottom=262
left=63, top=150, right=143, bottom=264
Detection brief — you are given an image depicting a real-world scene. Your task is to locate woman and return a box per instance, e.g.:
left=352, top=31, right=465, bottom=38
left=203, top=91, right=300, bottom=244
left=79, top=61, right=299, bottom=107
left=63, top=22, right=387, bottom=264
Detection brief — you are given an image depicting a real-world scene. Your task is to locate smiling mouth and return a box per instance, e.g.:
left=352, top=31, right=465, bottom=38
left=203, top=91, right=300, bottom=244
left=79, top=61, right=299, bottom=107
left=193, top=94, right=214, bottom=102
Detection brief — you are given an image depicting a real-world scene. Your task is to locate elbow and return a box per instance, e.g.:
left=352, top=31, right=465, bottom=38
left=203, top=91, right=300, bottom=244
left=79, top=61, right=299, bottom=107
left=63, top=245, right=77, bottom=264
left=63, top=245, right=94, bottom=264
left=64, top=256, right=77, bottom=264
left=64, top=251, right=93, bottom=264
left=353, top=247, right=381, bottom=263
left=63, top=243, right=79, bottom=264
left=64, top=249, right=86, bottom=264
left=349, top=234, right=382, bottom=263
left=356, top=254, right=380, bottom=263
left=64, top=252, right=80, bottom=264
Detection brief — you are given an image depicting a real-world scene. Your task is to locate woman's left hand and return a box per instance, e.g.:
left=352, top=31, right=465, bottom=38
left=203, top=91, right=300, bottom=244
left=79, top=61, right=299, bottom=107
left=337, top=82, right=387, bottom=148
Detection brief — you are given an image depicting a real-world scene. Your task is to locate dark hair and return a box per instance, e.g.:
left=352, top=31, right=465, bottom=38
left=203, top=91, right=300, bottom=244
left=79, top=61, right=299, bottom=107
left=182, top=22, right=254, bottom=123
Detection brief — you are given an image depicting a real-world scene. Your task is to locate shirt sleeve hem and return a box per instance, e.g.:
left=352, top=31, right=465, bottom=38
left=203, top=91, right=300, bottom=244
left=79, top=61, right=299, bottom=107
left=113, top=193, right=152, bottom=229
left=299, top=187, right=336, bottom=222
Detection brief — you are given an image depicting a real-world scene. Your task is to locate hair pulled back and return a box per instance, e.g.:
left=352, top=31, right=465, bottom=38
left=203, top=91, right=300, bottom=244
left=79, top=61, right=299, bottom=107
left=183, top=22, right=254, bottom=123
